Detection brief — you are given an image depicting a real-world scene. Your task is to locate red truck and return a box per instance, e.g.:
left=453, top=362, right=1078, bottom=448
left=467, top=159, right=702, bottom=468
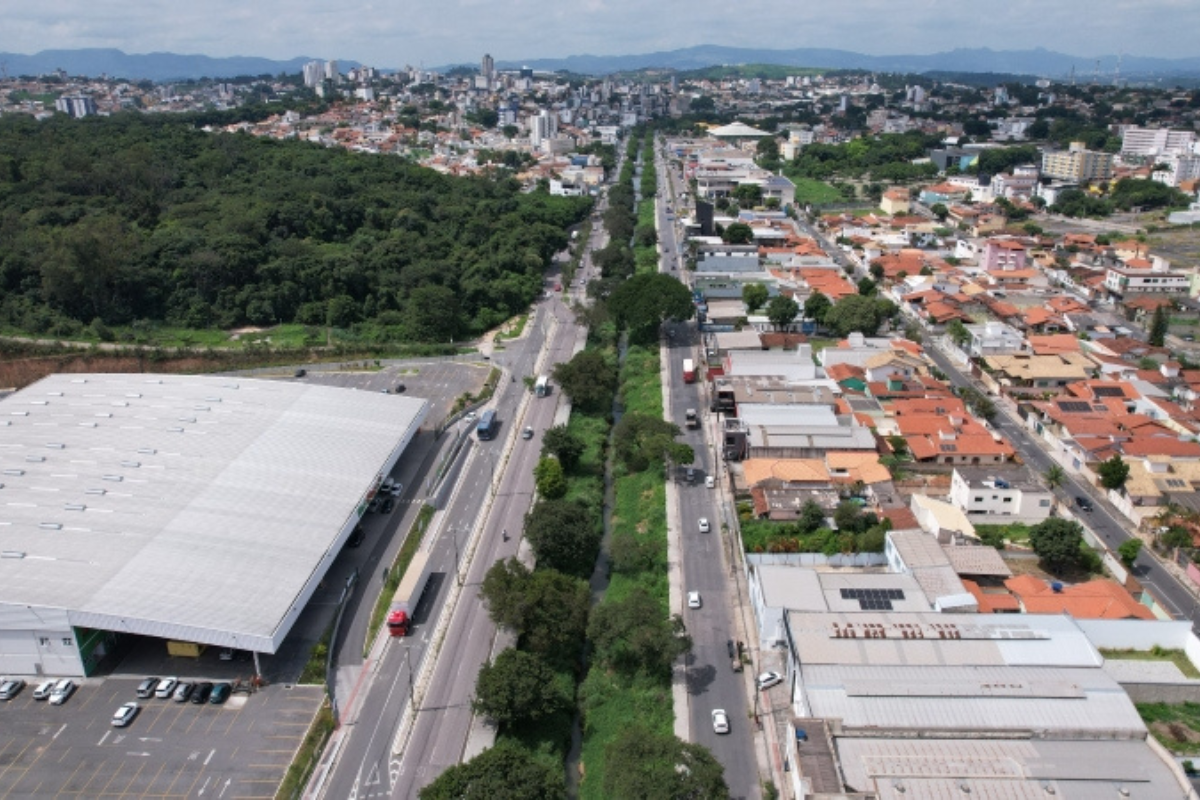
left=386, top=551, right=432, bottom=637
left=683, top=358, right=696, bottom=383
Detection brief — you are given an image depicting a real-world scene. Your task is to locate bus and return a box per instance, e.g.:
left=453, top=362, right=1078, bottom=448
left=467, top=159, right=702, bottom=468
left=476, top=409, right=498, bottom=440
left=535, top=375, right=550, bottom=397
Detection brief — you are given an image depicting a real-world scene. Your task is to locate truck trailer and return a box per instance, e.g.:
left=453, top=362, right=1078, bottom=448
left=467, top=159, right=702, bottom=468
left=682, top=358, right=696, bottom=383
left=386, top=550, right=433, bottom=637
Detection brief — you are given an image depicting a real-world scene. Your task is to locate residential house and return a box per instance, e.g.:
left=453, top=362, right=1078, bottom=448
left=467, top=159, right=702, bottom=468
left=949, top=465, right=1053, bottom=523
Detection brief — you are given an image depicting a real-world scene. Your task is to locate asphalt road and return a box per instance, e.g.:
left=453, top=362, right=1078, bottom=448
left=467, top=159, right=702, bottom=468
left=924, top=343, right=1200, bottom=628
left=657, top=146, right=760, bottom=799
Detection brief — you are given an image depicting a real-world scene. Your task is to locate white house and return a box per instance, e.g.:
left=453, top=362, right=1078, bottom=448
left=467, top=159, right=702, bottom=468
left=949, top=465, right=1053, bottom=523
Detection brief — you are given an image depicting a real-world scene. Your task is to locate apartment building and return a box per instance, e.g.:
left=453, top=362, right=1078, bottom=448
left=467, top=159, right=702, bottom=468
left=1119, top=125, right=1197, bottom=159
left=1041, top=141, right=1114, bottom=182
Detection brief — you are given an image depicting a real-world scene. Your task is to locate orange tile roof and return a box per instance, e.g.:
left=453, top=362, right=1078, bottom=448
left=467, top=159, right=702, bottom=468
left=1028, top=334, right=1080, bottom=355
left=961, top=579, right=1022, bottom=613
left=1004, top=575, right=1154, bottom=620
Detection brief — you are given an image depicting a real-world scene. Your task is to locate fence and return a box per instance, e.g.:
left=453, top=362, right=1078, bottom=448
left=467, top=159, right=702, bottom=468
left=748, top=552, right=888, bottom=568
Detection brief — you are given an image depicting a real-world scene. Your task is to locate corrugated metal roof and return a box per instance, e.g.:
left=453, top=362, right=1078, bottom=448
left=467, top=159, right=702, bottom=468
left=0, top=373, right=428, bottom=652
left=838, top=738, right=1185, bottom=799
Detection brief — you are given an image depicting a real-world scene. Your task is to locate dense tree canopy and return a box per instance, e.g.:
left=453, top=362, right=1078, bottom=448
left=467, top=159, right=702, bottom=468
left=480, top=559, right=590, bottom=669
left=823, top=294, right=897, bottom=336
left=588, top=587, right=691, bottom=679
left=472, top=648, right=571, bottom=726
left=1028, top=518, right=1085, bottom=574
left=552, top=349, right=618, bottom=413
left=0, top=113, right=591, bottom=339
left=602, top=726, right=728, bottom=800
left=419, top=740, right=563, bottom=800
left=524, top=498, right=602, bottom=578
left=608, top=272, right=695, bottom=344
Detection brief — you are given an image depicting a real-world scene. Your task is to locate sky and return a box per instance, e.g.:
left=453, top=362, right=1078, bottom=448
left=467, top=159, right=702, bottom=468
left=3, top=0, right=1199, bottom=69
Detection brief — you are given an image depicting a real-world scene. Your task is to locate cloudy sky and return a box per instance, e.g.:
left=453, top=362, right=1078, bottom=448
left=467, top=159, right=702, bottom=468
left=3, top=0, right=1197, bottom=68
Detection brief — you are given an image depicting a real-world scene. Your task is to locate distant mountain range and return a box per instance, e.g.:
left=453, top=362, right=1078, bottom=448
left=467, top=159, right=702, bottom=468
left=2, top=45, right=1199, bottom=83
left=495, top=45, right=1200, bottom=81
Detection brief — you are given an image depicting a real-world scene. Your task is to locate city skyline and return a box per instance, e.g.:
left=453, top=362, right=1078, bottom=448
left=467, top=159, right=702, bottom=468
left=3, top=0, right=1199, bottom=73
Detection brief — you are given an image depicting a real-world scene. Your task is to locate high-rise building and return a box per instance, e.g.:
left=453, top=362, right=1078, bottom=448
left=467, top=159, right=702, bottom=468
left=1120, top=126, right=1197, bottom=159
left=303, top=61, right=324, bottom=88
left=55, top=95, right=96, bottom=118
left=1041, top=142, right=1114, bottom=182
left=324, top=60, right=339, bottom=83
left=481, top=53, right=494, bottom=82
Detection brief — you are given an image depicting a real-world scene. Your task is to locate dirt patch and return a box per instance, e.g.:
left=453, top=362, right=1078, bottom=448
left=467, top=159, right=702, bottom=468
left=2, top=352, right=257, bottom=389
left=1151, top=720, right=1200, bottom=747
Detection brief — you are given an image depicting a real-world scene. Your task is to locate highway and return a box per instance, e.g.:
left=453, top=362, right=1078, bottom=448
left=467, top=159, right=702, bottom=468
left=315, top=262, right=591, bottom=798
left=656, top=142, right=761, bottom=799
left=924, top=343, right=1200, bottom=630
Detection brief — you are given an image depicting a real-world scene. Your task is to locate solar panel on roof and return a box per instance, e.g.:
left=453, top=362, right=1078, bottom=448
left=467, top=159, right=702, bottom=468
left=940, top=444, right=957, bottom=452
left=1058, top=401, right=1092, bottom=413
left=1093, top=386, right=1124, bottom=397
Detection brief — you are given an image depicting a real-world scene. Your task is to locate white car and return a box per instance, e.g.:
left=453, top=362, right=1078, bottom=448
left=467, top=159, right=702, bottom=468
left=712, top=709, right=730, bottom=735
left=112, top=701, right=139, bottom=727
left=698, top=518, right=710, bottom=533
left=155, top=677, right=178, bottom=699
left=705, top=475, right=715, bottom=489
left=389, top=483, right=403, bottom=497
left=757, top=671, right=783, bottom=691
left=687, top=591, right=701, bottom=609
left=48, top=679, right=76, bottom=705
left=32, top=680, right=55, bottom=700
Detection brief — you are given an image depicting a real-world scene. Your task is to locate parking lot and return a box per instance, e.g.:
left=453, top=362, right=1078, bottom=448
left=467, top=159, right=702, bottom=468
left=0, top=678, right=323, bottom=799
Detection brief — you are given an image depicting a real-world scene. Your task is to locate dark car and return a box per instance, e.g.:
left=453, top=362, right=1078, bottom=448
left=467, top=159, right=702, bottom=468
left=381, top=497, right=395, bottom=514
left=394, top=383, right=406, bottom=393
left=1076, top=495, right=1095, bottom=512
left=209, top=683, right=232, bottom=705
left=347, top=526, right=365, bottom=548
left=294, top=368, right=306, bottom=378
left=191, top=682, right=214, bottom=704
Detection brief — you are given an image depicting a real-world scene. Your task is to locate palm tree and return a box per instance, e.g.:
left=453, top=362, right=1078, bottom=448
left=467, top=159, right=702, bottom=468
left=1044, top=464, right=1066, bottom=490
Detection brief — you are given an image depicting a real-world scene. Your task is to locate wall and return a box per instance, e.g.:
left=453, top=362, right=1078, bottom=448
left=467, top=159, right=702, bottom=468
left=1077, top=618, right=1194, bottom=650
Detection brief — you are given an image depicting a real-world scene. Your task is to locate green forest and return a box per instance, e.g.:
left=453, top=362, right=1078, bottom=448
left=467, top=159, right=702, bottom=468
left=0, top=113, right=592, bottom=342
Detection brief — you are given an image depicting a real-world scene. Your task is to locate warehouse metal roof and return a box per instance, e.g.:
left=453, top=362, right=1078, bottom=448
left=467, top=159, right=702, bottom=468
left=0, top=373, right=428, bottom=653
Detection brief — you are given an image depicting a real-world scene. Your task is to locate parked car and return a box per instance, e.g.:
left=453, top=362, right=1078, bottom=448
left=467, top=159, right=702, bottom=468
left=209, top=683, right=232, bottom=705
left=698, top=518, right=710, bottom=533
left=757, top=671, right=783, bottom=690
left=136, top=677, right=159, bottom=699
left=711, top=709, right=730, bottom=734
left=1076, top=495, right=1094, bottom=512
left=522, top=426, right=534, bottom=440
left=155, top=677, right=178, bottom=699
left=294, top=368, right=306, bottom=378
left=728, top=639, right=744, bottom=673
left=368, top=497, right=381, bottom=513
left=394, top=383, right=407, bottom=393
left=0, top=678, right=25, bottom=701
left=173, top=682, right=194, bottom=703
left=687, top=591, right=702, bottom=609
left=381, top=497, right=395, bottom=514
left=219, top=647, right=234, bottom=661
left=48, top=679, right=76, bottom=705
left=32, top=680, right=55, bottom=700
left=191, top=682, right=214, bottom=704
left=705, top=475, right=715, bottom=489
left=389, top=483, right=403, bottom=497
left=111, top=702, right=139, bottom=727
left=346, top=526, right=365, bottom=548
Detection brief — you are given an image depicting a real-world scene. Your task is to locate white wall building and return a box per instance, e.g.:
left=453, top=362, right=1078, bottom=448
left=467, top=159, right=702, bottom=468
left=949, top=466, right=1053, bottom=523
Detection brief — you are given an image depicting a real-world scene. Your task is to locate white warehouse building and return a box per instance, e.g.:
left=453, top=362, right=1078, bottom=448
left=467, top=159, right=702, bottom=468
left=0, top=373, right=427, bottom=678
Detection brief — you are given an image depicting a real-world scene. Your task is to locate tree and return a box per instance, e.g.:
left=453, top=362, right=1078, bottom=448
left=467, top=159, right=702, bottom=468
left=1044, top=464, right=1066, bottom=490
left=480, top=559, right=590, bottom=668
left=588, top=587, right=691, bottom=678
left=1149, top=304, right=1169, bottom=347
left=524, top=499, right=601, bottom=578
left=418, top=740, right=562, bottom=800
left=930, top=202, right=949, bottom=220
left=1028, top=517, right=1084, bottom=574
left=946, top=318, right=972, bottom=348
left=472, top=648, right=570, bottom=726
left=798, top=499, right=827, bottom=534
left=869, top=261, right=885, bottom=281
left=541, top=425, right=584, bottom=471
left=804, top=290, right=832, bottom=323
left=533, top=456, right=568, bottom=500
left=857, top=277, right=877, bottom=296
left=742, top=283, right=769, bottom=314
left=1098, top=455, right=1131, bottom=491
left=602, top=726, right=728, bottom=800
left=613, top=412, right=692, bottom=472
left=823, top=294, right=886, bottom=336
left=722, top=222, right=753, bottom=244
left=552, top=349, right=617, bottom=413
left=609, top=272, right=695, bottom=344
left=765, top=295, right=800, bottom=330
left=1118, top=538, right=1143, bottom=567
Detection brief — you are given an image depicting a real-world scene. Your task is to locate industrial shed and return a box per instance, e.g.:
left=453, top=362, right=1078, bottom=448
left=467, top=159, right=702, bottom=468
left=0, top=373, right=427, bottom=677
